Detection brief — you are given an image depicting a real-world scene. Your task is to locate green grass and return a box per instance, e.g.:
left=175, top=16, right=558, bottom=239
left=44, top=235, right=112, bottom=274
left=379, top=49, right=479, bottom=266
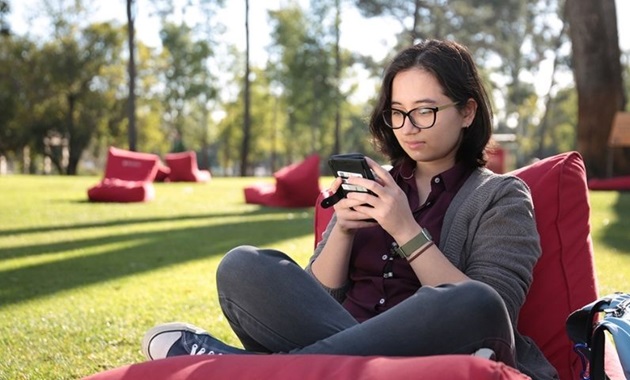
left=0, top=176, right=629, bottom=379
left=588, top=191, right=630, bottom=295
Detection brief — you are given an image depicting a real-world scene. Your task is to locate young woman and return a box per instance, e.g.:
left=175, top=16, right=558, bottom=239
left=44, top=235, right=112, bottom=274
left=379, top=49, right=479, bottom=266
left=142, top=39, right=558, bottom=379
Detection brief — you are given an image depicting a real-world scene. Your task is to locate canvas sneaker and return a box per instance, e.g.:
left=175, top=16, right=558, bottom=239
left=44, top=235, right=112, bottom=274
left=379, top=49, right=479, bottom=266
left=142, top=322, right=246, bottom=360
left=472, top=348, right=496, bottom=361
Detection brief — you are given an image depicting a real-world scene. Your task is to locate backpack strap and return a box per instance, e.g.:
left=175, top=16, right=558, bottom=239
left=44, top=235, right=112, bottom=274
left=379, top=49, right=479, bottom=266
left=590, top=322, right=609, bottom=380
left=566, top=296, right=614, bottom=348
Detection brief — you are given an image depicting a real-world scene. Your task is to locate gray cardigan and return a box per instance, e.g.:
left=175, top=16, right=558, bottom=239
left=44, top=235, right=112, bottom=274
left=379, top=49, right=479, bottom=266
left=307, top=168, right=558, bottom=379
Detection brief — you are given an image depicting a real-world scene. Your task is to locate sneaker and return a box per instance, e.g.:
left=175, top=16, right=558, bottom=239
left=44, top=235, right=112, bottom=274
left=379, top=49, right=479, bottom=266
left=472, top=348, right=496, bottom=361
left=141, top=322, right=246, bottom=360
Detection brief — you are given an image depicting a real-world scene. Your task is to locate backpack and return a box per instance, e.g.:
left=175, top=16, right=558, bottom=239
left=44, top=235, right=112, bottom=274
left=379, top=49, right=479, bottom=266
left=566, top=292, right=630, bottom=380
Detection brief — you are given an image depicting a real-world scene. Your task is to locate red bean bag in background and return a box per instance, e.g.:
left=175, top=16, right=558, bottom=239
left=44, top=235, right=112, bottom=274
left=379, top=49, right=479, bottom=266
left=154, top=160, right=171, bottom=182
left=244, top=154, right=321, bottom=208
left=165, top=151, right=211, bottom=183
left=588, top=175, right=630, bottom=191
left=87, top=147, right=159, bottom=203
left=486, top=145, right=507, bottom=174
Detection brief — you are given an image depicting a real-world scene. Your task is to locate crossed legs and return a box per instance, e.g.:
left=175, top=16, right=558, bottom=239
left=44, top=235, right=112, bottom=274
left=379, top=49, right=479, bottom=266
left=216, top=245, right=516, bottom=366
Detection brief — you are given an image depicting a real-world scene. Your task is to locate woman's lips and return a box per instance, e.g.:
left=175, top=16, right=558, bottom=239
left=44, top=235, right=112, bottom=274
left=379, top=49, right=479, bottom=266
left=404, top=141, right=426, bottom=150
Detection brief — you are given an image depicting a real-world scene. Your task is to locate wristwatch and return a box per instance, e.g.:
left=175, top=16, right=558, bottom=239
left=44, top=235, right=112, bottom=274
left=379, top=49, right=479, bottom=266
left=394, top=228, right=433, bottom=259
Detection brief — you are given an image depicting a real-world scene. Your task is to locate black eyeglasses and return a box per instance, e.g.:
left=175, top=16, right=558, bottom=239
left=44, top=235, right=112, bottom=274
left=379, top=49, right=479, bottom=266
left=382, top=102, right=459, bottom=129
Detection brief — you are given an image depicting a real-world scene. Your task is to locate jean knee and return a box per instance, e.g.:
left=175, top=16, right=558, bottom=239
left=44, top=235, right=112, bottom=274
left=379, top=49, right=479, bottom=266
left=456, top=281, right=511, bottom=325
left=217, top=245, right=259, bottom=287
left=217, top=245, right=295, bottom=293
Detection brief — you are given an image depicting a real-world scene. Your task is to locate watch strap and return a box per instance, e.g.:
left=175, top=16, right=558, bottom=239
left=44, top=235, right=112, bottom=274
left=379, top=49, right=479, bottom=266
left=394, top=228, right=433, bottom=258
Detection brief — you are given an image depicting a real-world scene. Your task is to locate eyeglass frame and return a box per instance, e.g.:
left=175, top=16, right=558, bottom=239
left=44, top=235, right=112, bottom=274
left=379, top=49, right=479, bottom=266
left=382, top=102, right=459, bottom=129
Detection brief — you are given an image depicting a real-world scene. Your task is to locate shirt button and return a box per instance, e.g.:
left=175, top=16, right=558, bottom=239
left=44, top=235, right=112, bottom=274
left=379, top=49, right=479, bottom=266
left=434, top=177, right=441, bottom=184
left=382, top=254, right=388, bottom=260
left=379, top=298, right=385, bottom=305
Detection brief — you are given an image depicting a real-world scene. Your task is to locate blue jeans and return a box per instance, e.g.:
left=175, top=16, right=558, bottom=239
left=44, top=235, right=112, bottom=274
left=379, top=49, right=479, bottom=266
left=216, top=245, right=516, bottom=366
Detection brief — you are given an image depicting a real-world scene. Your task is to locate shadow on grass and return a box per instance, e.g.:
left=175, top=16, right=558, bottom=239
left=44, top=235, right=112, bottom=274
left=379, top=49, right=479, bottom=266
left=0, top=206, right=295, bottom=239
left=601, top=192, right=630, bottom=254
left=0, top=208, right=314, bottom=308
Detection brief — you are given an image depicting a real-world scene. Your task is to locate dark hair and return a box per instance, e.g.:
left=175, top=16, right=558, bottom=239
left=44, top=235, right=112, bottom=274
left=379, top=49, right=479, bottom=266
left=368, top=39, right=493, bottom=168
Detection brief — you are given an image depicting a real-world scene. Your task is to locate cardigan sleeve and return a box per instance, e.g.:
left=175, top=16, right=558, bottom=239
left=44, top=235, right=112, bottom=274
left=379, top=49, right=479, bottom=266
left=304, top=213, right=351, bottom=303
left=442, top=173, right=541, bottom=324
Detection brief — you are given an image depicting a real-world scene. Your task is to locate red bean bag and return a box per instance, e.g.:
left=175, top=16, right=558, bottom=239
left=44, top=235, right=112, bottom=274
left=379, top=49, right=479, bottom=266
left=87, top=147, right=159, bottom=203
left=588, top=175, right=630, bottom=191
left=165, top=151, right=211, bottom=183
left=83, top=353, right=529, bottom=380
left=154, top=160, right=171, bottom=182
left=244, top=154, right=321, bottom=208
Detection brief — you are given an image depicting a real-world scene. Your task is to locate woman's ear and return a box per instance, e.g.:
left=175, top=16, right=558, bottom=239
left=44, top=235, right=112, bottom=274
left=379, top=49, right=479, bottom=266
left=462, top=98, right=477, bottom=128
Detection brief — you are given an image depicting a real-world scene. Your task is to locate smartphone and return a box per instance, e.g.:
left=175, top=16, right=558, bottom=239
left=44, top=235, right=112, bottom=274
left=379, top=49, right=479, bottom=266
left=320, top=153, right=376, bottom=209
left=328, top=153, right=376, bottom=195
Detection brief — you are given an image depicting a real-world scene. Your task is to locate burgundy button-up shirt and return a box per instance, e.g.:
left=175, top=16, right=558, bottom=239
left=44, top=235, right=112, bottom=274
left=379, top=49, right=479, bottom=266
left=342, top=160, right=473, bottom=322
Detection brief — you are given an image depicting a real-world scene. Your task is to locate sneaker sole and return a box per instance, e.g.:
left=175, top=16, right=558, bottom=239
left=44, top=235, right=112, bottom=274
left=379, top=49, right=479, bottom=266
left=141, top=322, right=209, bottom=360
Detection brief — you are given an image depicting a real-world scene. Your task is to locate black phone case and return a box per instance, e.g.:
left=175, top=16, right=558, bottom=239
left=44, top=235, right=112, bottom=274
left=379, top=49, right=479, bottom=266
left=320, top=154, right=375, bottom=209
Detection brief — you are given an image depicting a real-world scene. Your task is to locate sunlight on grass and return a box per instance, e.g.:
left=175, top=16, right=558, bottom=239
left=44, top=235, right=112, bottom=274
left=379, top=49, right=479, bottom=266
left=0, top=175, right=629, bottom=379
left=0, top=175, right=317, bottom=379
left=589, top=191, right=630, bottom=295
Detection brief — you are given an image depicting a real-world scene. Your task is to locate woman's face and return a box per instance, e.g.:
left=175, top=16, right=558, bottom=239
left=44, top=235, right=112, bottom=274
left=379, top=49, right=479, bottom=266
left=390, top=68, right=475, bottom=169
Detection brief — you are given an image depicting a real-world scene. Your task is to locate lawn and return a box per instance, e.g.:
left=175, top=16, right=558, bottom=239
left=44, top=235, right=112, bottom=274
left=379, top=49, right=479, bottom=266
left=0, top=175, right=628, bottom=379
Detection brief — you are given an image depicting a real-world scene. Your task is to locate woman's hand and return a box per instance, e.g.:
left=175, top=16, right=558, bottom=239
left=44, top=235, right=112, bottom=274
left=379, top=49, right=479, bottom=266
left=323, top=176, right=373, bottom=235
left=342, top=157, right=419, bottom=241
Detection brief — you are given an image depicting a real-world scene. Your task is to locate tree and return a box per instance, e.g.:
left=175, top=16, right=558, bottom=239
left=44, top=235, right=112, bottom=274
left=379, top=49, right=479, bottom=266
left=126, top=0, right=137, bottom=151
left=240, top=0, right=251, bottom=176
left=0, top=0, right=9, bottom=36
left=267, top=2, right=355, bottom=167
left=0, top=36, right=35, bottom=158
left=45, top=22, right=126, bottom=174
left=159, top=22, right=216, bottom=152
left=566, top=0, right=627, bottom=177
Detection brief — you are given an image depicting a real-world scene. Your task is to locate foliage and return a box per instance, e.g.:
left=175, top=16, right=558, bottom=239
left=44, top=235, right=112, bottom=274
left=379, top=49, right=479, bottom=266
left=0, top=0, right=627, bottom=175
left=0, top=175, right=628, bottom=378
left=159, top=21, right=217, bottom=152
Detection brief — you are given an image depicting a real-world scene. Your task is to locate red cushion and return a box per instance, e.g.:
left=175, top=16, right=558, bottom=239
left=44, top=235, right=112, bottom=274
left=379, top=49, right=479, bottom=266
left=165, top=152, right=211, bottom=183
left=87, top=178, right=155, bottom=203
left=82, top=354, right=529, bottom=380
left=509, top=152, right=597, bottom=380
left=104, top=147, right=159, bottom=183
left=243, top=183, right=287, bottom=206
left=244, top=155, right=321, bottom=208
left=154, top=161, right=171, bottom=182
left=588, top=176, right=630, bottom=191
left=87, top=147, right=159, bottom=202
left=487, top=145, right=507, bottom=174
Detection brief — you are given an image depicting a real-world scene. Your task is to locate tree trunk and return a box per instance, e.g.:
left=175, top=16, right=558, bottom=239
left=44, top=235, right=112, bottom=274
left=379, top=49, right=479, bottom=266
left=126, top=0, right=137, bottom=152
left=566, top=0, right=626, bottom=177
left=333, top=0, right=341, bottom=156
left=240, top=0, right=251, bottom=176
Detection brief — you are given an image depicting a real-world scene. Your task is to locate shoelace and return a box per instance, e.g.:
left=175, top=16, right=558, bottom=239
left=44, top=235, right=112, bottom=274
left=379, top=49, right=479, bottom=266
left=190, top=343, right=222, bottom=355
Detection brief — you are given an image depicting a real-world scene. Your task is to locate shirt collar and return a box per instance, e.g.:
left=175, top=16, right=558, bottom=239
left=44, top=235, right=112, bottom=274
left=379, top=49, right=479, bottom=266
left=391, top=159, right=472, bottom=193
